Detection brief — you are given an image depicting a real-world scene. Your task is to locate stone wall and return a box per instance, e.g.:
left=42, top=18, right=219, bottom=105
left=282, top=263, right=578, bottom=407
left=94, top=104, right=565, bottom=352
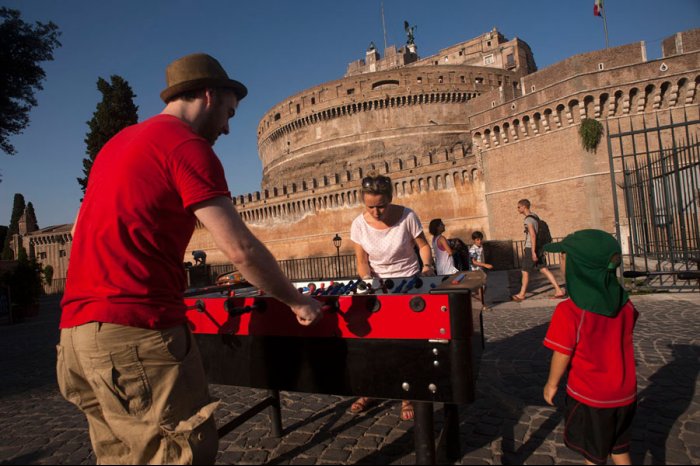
left=187, top=28, right=700, bottom=266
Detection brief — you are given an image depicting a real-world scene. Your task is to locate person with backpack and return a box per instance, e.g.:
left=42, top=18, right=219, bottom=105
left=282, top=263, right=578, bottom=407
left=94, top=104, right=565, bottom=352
left=512, top=199, right=566, bottom=301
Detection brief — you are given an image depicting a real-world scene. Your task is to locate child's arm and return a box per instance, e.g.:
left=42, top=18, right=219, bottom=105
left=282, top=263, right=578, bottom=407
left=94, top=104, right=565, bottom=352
left=471, top=258, right=493, bottom=269
left=544, top=350, right=571, bottom=406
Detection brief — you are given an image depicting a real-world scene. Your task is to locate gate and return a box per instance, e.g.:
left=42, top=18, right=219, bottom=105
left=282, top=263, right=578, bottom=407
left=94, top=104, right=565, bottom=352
left=607, top=110, right=699, bottom=290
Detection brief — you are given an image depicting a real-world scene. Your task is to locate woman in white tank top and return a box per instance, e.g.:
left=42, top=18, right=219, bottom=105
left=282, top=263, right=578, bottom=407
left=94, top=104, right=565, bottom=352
left=428, top=218, right=459, bottom=275
left=348, top=174, right=436, bottom=421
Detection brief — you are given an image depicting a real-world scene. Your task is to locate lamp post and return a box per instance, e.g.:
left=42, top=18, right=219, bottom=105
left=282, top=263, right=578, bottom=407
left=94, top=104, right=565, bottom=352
left=332, top=234, right=342, bottom=277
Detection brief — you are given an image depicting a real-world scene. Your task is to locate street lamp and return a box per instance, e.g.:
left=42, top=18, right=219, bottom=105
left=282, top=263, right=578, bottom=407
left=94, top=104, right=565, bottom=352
left=333, top=234, right=342, bottom=277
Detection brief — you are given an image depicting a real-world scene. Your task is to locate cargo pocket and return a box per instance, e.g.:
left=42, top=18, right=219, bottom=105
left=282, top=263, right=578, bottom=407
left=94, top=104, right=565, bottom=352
left=56, top=344, right=81, bottom=407
left=91, top=345, right=152, bottom=417
left=161, top=400, right=220, bottom=465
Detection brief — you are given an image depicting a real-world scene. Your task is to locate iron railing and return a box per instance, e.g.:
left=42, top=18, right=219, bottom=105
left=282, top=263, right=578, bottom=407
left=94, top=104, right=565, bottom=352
left=607, top=110, right=699, bottom=290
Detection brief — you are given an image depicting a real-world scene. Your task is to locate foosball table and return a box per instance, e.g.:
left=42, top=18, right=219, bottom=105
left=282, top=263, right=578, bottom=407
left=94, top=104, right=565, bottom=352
left=184, top=270, right=486, bottom=464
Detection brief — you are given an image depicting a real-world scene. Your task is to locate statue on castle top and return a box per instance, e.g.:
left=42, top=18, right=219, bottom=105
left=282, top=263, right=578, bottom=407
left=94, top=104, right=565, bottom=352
left=404, top=20, right=417, bottom=45
left=367, top=41, right=376, bottom=52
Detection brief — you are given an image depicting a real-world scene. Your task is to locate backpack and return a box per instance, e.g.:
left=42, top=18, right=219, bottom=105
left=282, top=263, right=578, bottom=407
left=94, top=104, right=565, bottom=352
left=525, top=214, right=552, bottom=253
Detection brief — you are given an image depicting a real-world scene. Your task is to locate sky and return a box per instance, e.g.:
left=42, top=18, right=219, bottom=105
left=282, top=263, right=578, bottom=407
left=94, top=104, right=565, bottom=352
left=1, top=0, right=698, bottom=228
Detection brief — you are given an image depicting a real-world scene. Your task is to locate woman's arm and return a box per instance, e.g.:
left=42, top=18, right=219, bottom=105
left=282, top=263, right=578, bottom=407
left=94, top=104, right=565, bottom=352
left=437, top=235, right=454, bottom=255
left=353, top=241, right=372, bottom=279
left=415, top=232, right=436, bottom=275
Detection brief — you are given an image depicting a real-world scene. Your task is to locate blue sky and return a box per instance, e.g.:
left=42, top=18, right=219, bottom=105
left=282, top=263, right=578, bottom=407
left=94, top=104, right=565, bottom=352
left=1, top=0, right=698, bottom=227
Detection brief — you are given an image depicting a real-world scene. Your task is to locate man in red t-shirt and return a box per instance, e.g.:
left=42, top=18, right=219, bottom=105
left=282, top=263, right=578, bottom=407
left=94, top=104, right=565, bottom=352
left=542, top=230, right=637, bottom=465
left=57, top=53, right=322, bottom=464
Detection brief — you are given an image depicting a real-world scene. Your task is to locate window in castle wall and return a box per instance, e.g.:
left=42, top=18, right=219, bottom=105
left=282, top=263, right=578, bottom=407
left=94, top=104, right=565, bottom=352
left=417, top=76, right=422, bottom=84
left=438, top=76, right=444, bottom=83
left=311, top=97, right=316, bottom=105
left=38, top=252, right=47, bottom=260
left=460, top=76, right=465, bottom=83
left=484, top=54, right=494, bottom=65
left=296, top=104, right=300, bottom=114
left=475, top=77, right=484, bottom=84
left=347, top=88, right=355, bottom=95
left=507, top=54, right=515, bottom=69
left=274, top=113, right=280, bottom=121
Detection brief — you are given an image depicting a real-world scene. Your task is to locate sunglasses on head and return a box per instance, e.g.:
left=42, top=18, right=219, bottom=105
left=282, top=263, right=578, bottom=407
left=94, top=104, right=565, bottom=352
left=361, top=176, right=391, bottom=191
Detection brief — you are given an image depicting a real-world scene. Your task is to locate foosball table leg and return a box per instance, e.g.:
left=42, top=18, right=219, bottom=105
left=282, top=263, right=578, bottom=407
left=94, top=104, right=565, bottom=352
left=414, top=401, right=436, bottom=464
left=443, top=403, right=461, bottom=460
left=268, top=389, right=283, bottom=438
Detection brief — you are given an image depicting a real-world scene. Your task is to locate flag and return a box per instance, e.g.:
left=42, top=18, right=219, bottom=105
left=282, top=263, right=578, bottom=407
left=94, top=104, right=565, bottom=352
left=594, top=0, right=603, bottom=17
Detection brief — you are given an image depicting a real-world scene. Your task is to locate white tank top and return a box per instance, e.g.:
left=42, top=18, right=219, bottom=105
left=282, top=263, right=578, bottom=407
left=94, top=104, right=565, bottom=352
left=432, top=235, right=458, bottom=275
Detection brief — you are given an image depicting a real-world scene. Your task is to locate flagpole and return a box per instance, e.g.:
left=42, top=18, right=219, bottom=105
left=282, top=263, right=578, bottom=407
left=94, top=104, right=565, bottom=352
left=602, top=4, right=609, bottom=48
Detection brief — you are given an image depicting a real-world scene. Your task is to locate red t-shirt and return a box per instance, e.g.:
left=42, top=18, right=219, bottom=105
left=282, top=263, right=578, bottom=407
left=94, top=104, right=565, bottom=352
left=543, top=299, right=638, bottom=408
left=60, top=115, right=230, bottom=329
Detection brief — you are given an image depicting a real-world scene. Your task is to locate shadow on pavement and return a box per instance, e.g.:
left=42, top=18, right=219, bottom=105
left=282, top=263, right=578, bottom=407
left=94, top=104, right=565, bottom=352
left=631, top=343, right=700, bottom=465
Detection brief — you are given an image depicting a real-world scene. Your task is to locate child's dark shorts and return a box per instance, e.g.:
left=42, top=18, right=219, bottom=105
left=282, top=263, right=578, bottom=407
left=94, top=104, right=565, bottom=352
left=563, top=395, right=636, bottom=465
left=521, top=247, right=546, bottom=272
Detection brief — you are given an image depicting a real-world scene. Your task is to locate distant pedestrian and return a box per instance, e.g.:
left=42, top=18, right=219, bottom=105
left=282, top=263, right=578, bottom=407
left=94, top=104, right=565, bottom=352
left=428, top=218, right=459, bottom=275
left=511, top=199, right=565, bottom=301
left=542, top=229, right=637, bottom=465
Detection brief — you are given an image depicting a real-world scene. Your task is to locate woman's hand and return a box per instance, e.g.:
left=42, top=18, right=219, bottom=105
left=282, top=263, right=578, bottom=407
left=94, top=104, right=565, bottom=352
left=421, top=264, right=436, bottom=276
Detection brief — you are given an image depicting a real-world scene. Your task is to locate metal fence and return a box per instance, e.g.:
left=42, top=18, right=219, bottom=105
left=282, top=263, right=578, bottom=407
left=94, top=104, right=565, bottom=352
left=607, top=111, right=699, bottom=290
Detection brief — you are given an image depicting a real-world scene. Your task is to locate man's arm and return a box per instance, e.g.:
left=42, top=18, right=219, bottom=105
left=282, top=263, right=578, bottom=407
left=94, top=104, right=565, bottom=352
left=543, top=350, right=571, bottom=405
left=192, top=196, right=321, bottom=325
left=527, top=222, right=538, bottom=262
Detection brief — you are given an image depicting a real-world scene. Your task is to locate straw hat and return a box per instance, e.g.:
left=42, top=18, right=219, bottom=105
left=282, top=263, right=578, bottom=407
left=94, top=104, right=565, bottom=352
left=160, top=53, right=248, bottom=103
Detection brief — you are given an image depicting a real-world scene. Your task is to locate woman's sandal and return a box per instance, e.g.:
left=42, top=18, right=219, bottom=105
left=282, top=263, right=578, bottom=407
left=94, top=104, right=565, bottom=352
left=400, top=400, right=414, bottom=421
left=348, top=397, right=371, bottom=414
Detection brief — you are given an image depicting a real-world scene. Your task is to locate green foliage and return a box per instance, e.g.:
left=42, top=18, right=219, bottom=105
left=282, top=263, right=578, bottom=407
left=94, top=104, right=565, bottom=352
left=0, top=257, right=42, bottom=321
left=1, top=193, right=25, bottom=260
left=578, top=118, right=604, bottom=153
left=78, top=75, right=139, bottom=195
left=0, top=226, right=7, bottom=251
left=0, top=8, right=62, bottom=155
left=42, top=264, right=54, bottom=285
left=24, top=202, right=38, bottom=231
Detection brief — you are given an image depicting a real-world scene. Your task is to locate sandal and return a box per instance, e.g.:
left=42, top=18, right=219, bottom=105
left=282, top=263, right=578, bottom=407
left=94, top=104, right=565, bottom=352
left=511, top=295, right=525, bottom=302
left=400, top=400, right=414, bottom=421
left=348, top=397, right=371, bottom=414
left=550, top=293, right=567, bottom=299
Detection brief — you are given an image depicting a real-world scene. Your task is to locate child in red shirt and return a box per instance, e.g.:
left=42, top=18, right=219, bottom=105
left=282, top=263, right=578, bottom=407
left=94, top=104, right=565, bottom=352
left=542, top=229, right=637, bottom=465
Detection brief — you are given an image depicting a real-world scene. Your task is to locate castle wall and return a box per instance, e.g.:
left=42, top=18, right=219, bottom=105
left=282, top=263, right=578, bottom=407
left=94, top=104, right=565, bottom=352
left=188, top=29, right=700, bottom=267
left=470, top=47, right=700, bottom=241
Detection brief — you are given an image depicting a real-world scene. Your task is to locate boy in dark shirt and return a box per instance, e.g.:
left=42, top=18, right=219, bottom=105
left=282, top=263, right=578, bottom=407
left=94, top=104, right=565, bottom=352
left=542, top=230, right=637, bottom=465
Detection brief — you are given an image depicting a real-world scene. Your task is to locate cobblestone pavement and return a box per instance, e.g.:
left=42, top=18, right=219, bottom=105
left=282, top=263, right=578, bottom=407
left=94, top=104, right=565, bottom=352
left=0, top=291, right=698, bottom=465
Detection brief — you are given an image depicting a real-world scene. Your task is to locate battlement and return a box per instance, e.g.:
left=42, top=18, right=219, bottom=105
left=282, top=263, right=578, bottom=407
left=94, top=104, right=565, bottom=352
left=229, top=141, right=476, bottom=226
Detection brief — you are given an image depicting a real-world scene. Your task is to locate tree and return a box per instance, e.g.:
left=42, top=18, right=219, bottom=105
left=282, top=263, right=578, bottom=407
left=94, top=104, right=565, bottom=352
left=1, top=193, right=25, bottom=260
left=0, top=8, right=61, bottom=155
left=77, top=75, right=138, bottom=195
left=24, top=201, right=38, bottom=231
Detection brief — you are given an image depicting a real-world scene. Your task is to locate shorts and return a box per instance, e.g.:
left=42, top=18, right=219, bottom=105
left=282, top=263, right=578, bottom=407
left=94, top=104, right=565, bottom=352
left=563, top=396, right=636, bottom=465
left=521, top=247, right=546, bottom=272
left=57, top=322, right=219, bottom=464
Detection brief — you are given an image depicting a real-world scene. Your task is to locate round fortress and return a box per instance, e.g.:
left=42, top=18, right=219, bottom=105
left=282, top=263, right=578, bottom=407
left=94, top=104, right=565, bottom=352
left=188, top=27, right=700, bottom=264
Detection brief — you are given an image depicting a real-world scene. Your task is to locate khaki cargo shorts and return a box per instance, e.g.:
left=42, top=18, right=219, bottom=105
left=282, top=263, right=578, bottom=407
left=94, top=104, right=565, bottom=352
left=57, top=322, right=219, bottom=464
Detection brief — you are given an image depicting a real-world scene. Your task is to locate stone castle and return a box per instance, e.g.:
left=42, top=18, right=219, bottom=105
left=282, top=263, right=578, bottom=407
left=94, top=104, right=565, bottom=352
left=187, top=27, right=700, bottom=264
left=12, top=27, right=700, bottom=281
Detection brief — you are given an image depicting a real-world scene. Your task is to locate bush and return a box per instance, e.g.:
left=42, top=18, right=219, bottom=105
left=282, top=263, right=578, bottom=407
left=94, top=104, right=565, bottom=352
left=0, top=259, right=42, bottom=321
left=578, top=118, right=604, bottom=153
